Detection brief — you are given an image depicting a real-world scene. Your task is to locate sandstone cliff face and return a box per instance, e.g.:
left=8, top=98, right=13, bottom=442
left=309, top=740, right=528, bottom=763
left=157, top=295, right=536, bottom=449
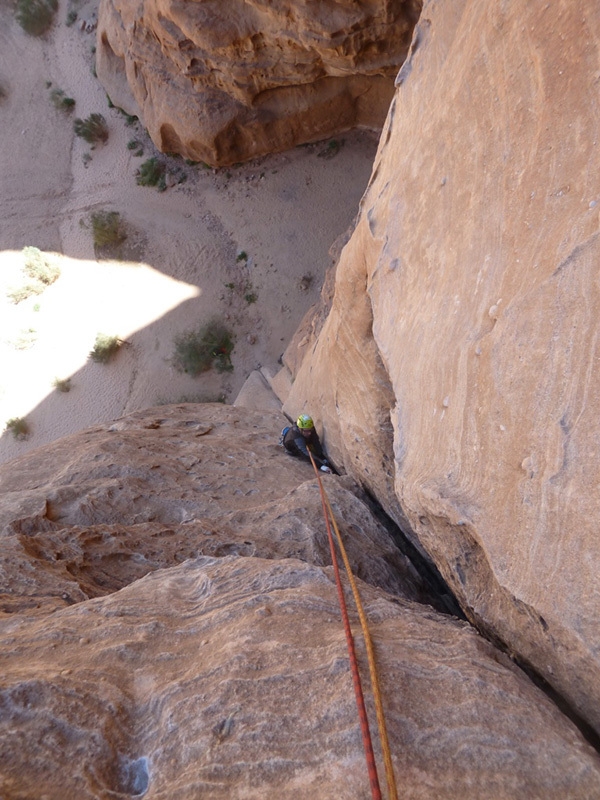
left=2, top=404, right=600, bottom=797
left=95, top=0, right=421, bottom=165
left=284, top=0, right=600, bottom=739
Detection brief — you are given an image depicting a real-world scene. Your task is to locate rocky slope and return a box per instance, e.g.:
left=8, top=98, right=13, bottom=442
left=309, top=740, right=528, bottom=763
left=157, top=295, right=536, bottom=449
left=2, top=404, right=600, bottom=798
left=283, top=0, right=600, bottom=741
left=95, top=0, right=421, bottom=165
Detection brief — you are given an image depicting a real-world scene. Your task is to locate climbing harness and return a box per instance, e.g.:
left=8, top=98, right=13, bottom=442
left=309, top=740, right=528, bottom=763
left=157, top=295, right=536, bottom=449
left=308, top=451, right=398, bottom=800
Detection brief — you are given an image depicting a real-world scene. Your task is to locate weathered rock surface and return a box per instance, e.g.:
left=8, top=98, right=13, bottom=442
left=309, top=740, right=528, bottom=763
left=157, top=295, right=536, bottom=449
left=284, top=0, right=600, bottom=739
left=4, top=555, right=600, bottom=799
left=2, top=404, right=600, bottom=797
left=0, top=404, right=427, bottom=614
left=95, top=0, right=421, bottom=165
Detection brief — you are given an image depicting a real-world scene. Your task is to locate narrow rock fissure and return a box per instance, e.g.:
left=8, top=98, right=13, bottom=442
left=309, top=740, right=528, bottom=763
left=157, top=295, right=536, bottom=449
left=362, top=487, right=600, bottom=755
left=360, top=485, right=466, bottom=620
left=512, top=656, right=600, bottom=754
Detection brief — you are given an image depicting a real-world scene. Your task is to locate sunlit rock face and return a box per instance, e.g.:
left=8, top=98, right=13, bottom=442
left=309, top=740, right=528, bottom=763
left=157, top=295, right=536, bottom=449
left=283, top=0, right=600, bottom=738
left=1, top=405, right=600, bottom=797
left=95, top=0, right=422, bottom=165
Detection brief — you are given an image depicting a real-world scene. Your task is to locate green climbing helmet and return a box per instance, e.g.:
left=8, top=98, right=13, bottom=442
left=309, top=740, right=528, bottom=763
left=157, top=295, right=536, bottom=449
left=297, top=414, right=314, bottom=430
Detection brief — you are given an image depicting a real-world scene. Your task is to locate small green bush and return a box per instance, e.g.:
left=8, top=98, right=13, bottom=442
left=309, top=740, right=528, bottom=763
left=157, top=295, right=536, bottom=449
left=317, top=139, right=344, bottom=160
left=52, top=377, right=71, bottom=392
left=65, top=9, right=77, bottom=26
left=15, top=0, right=58, bottom=36
left=5, top=417, right=29, bottom=440
left=50, top=88, right=75, bottom=113
left=244, top=291, right=258, bottom=304
left=7, top=283, right=44, bottom=304
left=236, top=251, right=248, bottom=263
left=136, top=158, right=165, bottom=189
left=12, top=328, right=37, bottom=350
left=7, top=247, right=59, bottom=303
left=127, top=139, right=145, bottom=157
left=172, top=321, right=234, bottom=376
left=90, top=210, right=127, bottom=248
left=89, top=333, right=122, bottom=364
left=23, top=246, right=60, bottom=285
left=74, top=113, right=109, bottom=145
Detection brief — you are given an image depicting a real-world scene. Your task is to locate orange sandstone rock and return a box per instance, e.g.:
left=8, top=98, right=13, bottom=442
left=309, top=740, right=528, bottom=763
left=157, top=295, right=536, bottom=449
left=95, top=0, right=421, bottom=165
left=284, top=0, right=600, bottom=739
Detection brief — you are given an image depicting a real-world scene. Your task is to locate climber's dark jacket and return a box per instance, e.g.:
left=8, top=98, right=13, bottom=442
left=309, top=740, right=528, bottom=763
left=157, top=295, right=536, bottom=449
left=283, top=425, right=328, bottom=468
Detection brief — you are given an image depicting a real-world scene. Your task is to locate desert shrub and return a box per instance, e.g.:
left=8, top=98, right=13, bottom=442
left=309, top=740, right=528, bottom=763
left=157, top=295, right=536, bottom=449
left=15, top=0, right=57, bottom=36
left=7, top=247, right=59, bottom=303
left=12, top=328, right=37, bottom=350
left=172, top=321, right=234, bottom=376
left=244, top=291, right=258, bottom=304
left=7, top=283, right=44, bottom=304
left=89, top=333, right=122, bottom=364
left=127, top=139, right=144, bottom=157
left=136, top=158, right=165, bottom=189
left=23, top=246, right=60, bottom=285
left=0, top=83, right=8, bottom=103
left=74, top=113, right=109, bottom=145
left=50, top=88, right=75, bottom=113
left=299, top=273, right=313, bottom=291
left=65, top=9, right=77, bottom=26
left=236, top=251, right=248, bottom=263
left=5, top=417, right=29, bottom=440
left=52, top=377, right=71, bottom=392
left=317, top=138, right=344, bottom=159
left=90, top=210, right=127, bottom=248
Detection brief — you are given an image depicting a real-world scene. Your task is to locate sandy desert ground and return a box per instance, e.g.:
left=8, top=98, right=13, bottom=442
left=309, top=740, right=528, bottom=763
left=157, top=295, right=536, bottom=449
left=0, top=0, right=379, bottom=465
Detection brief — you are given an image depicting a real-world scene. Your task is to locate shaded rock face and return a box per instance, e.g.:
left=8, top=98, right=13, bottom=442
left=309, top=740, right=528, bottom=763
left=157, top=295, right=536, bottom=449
left=284, top=0, right=600, bottom=740
left=1, top=405, right=600, bottom=797
left=96, top=0, right=422, bottom=165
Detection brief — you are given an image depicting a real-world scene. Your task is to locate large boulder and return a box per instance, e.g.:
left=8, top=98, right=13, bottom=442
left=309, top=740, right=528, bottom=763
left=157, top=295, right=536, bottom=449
left=284, top=0, right=600, bottom=738
left=1, top=405, right=600, bottom=797
left=95, top=0, right=421, bottom=165
left=0, top=404, right=427, bottom=614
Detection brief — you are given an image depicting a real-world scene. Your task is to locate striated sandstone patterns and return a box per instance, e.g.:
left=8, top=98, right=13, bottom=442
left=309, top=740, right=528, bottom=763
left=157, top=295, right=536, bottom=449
left=1, top=405, right=600, bottom=797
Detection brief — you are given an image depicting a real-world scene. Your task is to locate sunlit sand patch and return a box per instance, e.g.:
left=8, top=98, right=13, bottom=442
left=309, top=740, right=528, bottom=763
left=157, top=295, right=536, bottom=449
left=0, top=249, right=200, bottom=421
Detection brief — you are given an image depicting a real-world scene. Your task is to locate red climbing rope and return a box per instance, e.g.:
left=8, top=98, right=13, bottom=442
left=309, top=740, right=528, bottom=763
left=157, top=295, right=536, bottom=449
left=308, top=452, right=383, bottom=800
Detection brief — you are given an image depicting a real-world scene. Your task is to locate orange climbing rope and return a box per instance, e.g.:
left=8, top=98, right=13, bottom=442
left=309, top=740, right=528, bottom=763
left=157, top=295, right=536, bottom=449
left=321, top=488, right=399, bottom=800
left=309, top=451, right=398, bottom=800
left=309, top=453, right=382, bottom=799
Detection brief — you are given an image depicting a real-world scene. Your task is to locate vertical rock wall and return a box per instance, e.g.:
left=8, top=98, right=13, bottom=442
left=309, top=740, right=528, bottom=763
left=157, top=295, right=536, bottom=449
left=285, top=0, right=600, bottom=735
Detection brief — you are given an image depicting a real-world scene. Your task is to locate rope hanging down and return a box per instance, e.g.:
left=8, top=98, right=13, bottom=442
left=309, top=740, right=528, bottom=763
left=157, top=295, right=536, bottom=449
left=308, top=450, right=382, bottom=800
left=321, top=488, right=399, bottom=800
left=308, top=451, right=399, bottom=800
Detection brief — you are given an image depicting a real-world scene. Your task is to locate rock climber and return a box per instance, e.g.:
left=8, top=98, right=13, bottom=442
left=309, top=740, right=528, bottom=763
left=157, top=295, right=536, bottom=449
left=282, top=414, right=332, bottom=472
